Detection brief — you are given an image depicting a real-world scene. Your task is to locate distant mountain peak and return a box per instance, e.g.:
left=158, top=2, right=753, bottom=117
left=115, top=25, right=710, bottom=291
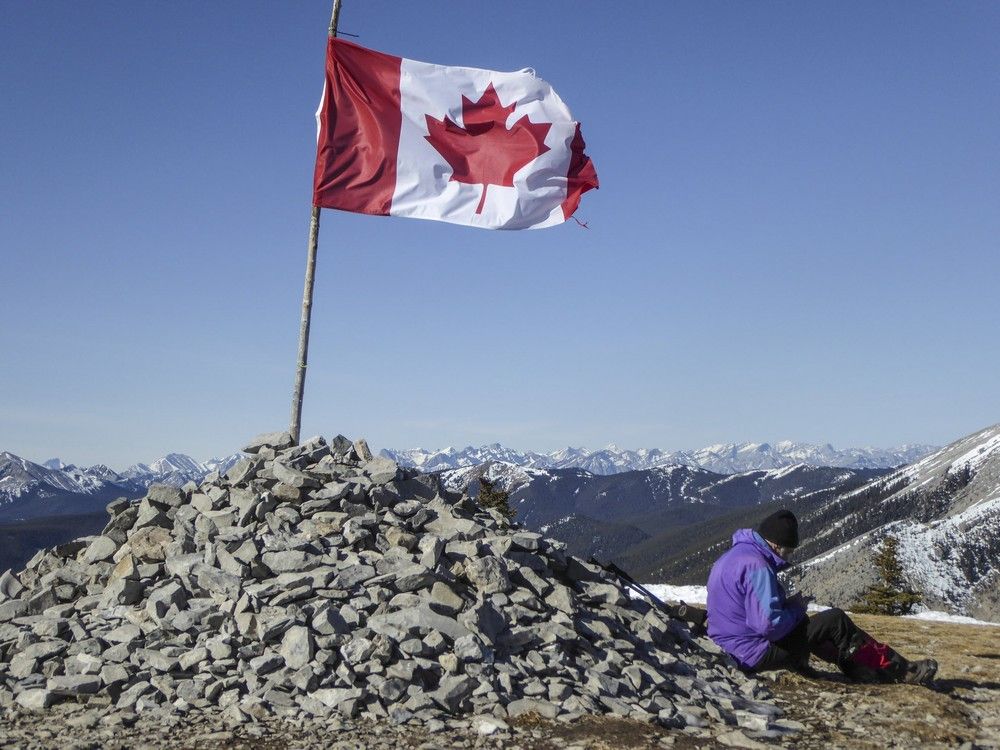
left=381, top=440, right=938, bottom=476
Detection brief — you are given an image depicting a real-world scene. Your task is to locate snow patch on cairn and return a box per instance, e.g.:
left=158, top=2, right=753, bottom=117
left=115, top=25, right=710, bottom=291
left=0, top=432, right=783, bottom=734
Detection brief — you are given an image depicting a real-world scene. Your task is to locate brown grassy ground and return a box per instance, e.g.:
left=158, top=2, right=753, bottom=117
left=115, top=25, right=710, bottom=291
left=508, top=613, right=1000, bottom=749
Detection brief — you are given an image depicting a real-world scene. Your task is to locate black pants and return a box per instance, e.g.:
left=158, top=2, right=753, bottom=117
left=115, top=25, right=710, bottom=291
left=753, top=608, right=864, bottom=672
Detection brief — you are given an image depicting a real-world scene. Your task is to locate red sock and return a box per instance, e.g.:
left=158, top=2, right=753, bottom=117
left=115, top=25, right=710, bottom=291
left=852, top=638, right=894, bottom=670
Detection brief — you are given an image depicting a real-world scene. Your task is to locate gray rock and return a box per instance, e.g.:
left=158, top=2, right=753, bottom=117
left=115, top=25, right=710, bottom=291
left=68, top=653, right=103, bottom=676
left=430, top=581, right=464, bottom=614
left=280, top=626, right=314, bottom=670
left=458, top=598, right=506, bottom=645
left=191, top=563, right=241, bottom=599
left=312, top=604, right=350, bottom=636
left=363, top=457, right=400, bottom=485
left=332, top=564, right=376, bottom=588
left=137, top=647, right=180, bottom=672
left=430, top=675, right=475, bottom=712
left=243, top=431, right=294, bottom=454
left=506, top=697, right=560, bottom=719
left=353, top=439, right=374, bottom=461
left=47, top=674, right=102, bottom=695
left=16, top=688, right=56, bottom=710
left=0, top=570, right=24, bottom=600
left=273, top=462, right=321, bottom=489
left=225, top=458, right=258, bottom=485
left=147, top=484, right=186, bottom=509
left=368, top=605, right=471, bottom=642
left=81, top=535, right=117, bottom=564
left=102, top=622, right=141, bottom=644
left=464, top=556, right=511, bottom=594
left=262, top=550, right=316, bottom=574
left=340, top=636, right=375, bottom=666
left=129, top=526, right=173, bottom=561
left=0, top=597, right=27, bottom=622
left=249, top=653, right=284, bottom=675
left=394, top=564, right=436, bottom=592
left=146, top=580, right=187, bottom=620
left=313, top=686, right=363, bottom=709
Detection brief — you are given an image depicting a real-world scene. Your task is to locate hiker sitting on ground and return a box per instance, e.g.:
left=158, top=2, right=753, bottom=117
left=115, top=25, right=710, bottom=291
left=705, top=509, right=937, bottom=685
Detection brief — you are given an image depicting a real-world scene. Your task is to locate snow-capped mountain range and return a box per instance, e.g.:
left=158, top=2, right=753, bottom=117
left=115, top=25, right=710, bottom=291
left=381, top=440, right=937, bottom=476
left=1, top=438, right=935, bottom=521
left=0, top=451, right=242, bottom=520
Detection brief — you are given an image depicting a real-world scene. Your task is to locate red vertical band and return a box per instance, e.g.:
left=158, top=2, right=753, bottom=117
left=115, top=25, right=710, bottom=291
left=560, top=124, right=599, bottom=221
left=313, top=38, right=402, bottom=215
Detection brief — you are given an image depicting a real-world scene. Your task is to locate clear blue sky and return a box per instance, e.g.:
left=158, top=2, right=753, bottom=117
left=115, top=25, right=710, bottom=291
left=2, top=1, right=998, bottom=468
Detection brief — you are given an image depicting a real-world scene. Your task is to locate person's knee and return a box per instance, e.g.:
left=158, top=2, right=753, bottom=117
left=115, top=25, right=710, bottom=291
left=815, top=607, right=850, bottom=625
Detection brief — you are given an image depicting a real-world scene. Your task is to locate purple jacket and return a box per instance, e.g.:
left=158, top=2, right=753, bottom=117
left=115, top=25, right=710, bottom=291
left=706, top=528, right=806, bottom=668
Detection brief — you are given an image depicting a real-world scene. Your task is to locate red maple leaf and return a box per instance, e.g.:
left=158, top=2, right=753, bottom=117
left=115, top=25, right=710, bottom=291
left=425, top=83, right=551, bottom=214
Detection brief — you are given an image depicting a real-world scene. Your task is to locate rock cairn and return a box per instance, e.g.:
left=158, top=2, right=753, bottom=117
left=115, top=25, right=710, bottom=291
left=0, top=432, right=783, bottom=736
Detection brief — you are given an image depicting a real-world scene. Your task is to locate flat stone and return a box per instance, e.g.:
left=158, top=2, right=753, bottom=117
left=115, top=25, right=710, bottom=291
left=368, top=605, right=471, bottom=641
left=103, top=623, right=141, bottom=644
left=179, top=647, right=209, bottom=671
left=81, top=535, right=118, bottom=563
left=464, top=556, right=511, bottom=594
left=474, top=716, right=510, bottom=736
left=226, top=458, right=258, bottom=485
left=332, top=564, right=376, bottom=588
left=363, top=457, right=399, bottom=485
left=47, top=674, right=102, bottom=696
left=243, top=431, right=294, bottom=454
left=453, top=634, right=485, bottom=662
left=191, top=563, right=241, bottom=599
left=0, top=570, right=24, bottom=600
left=506, top=698, right=560, bottom=719
left=272, top=462, right=321, bottom=489
left=313, top=687, right=363, bottom=709
left=249, top=653, right=284, bottom=675
left=430, top=675, right=475, bottom=713
left=262, top=550, right=316, bottom=573
left=0, top=598, right=28, bottom=622
left=16, top=689, right=56, bottom=710
left=137, top=648, right=180, bottom=672
left=458, top=598, right=506, bottom=645
left=430, top=581, right=464, bottom=615
left=147, top=484, right=186, bottom=509
left=129, top=526, right=173, bottom=561
left=280, top=626, right=314, bottom=670
left=68, top=653, right=103, bottom=676
left=394, top=564, right=436, bottom=592
left=311, top=604, right=350, bottom=636
left=511, top=532, right=543, bottom=551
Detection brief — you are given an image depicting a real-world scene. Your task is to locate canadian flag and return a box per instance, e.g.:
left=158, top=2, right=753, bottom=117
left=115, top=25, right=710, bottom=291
left=313, top=39, right=598, bottom=230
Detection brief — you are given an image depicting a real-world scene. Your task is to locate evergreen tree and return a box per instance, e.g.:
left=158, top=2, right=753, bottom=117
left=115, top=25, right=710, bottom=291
left=856, top=535, right=922, bottom=615
left=477, top=476, right=516, bottom=522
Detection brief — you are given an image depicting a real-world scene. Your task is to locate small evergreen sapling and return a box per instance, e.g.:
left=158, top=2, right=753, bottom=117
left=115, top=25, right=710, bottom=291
left=477, top=476, right=516, bottom=522
left=856, top=534, right=923, bottom=616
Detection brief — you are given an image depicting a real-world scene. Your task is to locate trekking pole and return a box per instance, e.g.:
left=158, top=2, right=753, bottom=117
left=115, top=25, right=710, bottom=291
left=590, top=558, right=708, bottom=634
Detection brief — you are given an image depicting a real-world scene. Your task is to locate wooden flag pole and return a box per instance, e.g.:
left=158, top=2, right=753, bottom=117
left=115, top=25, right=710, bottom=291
left=289, top=0, right=342, bottom=445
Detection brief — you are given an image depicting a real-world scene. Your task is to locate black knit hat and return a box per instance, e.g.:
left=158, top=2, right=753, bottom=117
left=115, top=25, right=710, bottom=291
left=757, top=509, right=799, bottom=548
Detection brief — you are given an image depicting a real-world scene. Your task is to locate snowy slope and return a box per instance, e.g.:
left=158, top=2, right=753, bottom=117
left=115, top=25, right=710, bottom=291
left=792, top=423, right=1000, bottom=621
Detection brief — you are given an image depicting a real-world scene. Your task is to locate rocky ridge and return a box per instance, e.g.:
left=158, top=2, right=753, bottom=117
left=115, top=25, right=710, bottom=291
left=790, top=423, right=1000, bottom=621
left=0, top=432, right=791, bottom=741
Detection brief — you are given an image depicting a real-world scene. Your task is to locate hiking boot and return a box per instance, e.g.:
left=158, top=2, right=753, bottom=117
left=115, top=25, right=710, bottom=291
left=794, top=663, right=822, bottom=679
left=839, top=660, right=882, bottom=683
left=901, top=658, right=938, bottom=686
